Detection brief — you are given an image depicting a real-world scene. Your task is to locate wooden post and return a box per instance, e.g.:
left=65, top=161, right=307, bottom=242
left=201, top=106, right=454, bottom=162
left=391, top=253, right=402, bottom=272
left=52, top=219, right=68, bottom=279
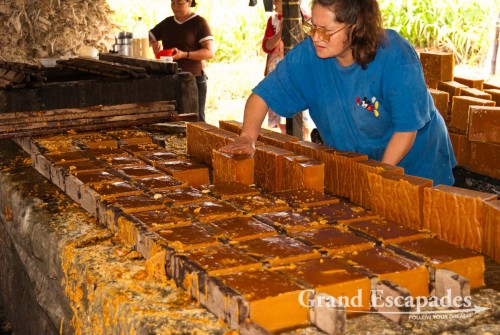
left=282, top=0, right=305, bottom=139
left=491, top=12, right=500, bottom=75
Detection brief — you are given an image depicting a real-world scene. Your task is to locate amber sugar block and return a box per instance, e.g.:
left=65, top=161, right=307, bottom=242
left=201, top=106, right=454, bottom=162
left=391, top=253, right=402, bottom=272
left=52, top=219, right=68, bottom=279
left=156, top=158, right=209, bottom=188
left=461, top=87, right=492, bottom=100
left=428, top=88, right=450, bottom=122
left=350, top=159, right=404, bottom=209
left=104, top=193, right=169, bottom=214
left=33, top=135, right=76, bottom=152
left=121, top=142, right=165, bottom=156
left=328, top=150, right=368, bottom=198
left=200, top=128, right=239, bottom=165
left=128, top=208, right=192, bottom=231
left=172, top=200, right=243, bottom=222
left=211, top=269, right=309, bottom=332
left=114, top=164, right=165, bottom=180
left=199, top=181, right=260, bottom=200
left=271, top=188, right=339, bottom=208
left=226, top=194, right=290, bottom=215
left=105, top=128, right=152, bottom=145
left=233, top=234, right=320, bottom=266
left=484, top=88, right=500, bottom=107
left=255, top=209, right=328, bottom=232
left=70, top=132, right=118, bottom=149
left=86, top=180, right=143, bottom=200
left=156, top=223, right=222, bottom=251
left=45, top=150, right=89, bottom=164
left=97, top=155, right=144, bottom=168
left=483, top=200, right=500, bottom=263
left=56, top=159, right=105, bottom=174
left=156, top=186, right=212, bottom=206
left=280, top=155, right=325, bottom=192
left=467, top=106, right=500, bottom=143
left=186, top=121, right=219, bottom=162
left=423, top=184, right=497, bottom=251
left=284, top=140, right=331, bottom=161
left=288, top=226, right=374, bottom=255
left=218, top=119, right=244, bottom=134
left=206, top=216, right=277, bottom=241
left=72, top=170, right=123, bottom=185
left=453, top=74, right=484, bottom=90
left=338, top=247, right=429, bottom=297
left=85, top=147, right=127, bottom=158
left=257, top=130, right=299, bottom=149
left=448, top=129, right=471, bottom=167
left=419, top=51, right=454, bottom=82
left=254, top=145, right=294, bottom=192
left=137, top=151, right=179, bottom=166
left=438, top=80, right=468, bottom=111
left=135, top=175, right=187, bottom=192
left=388, top=237, right=485, bottom=289
left=346, top=218, right=428, bottom=245
left=212, top=150, right=254, bottom=185
left=368, top=171, right=433, bottom=230
left=303, top=201, right=378, bottom=225
left=450, top=96, right=495, bottom=131
left=276, top=257, right=372, bottom=312
left=469, top=142, right=500, bottom=179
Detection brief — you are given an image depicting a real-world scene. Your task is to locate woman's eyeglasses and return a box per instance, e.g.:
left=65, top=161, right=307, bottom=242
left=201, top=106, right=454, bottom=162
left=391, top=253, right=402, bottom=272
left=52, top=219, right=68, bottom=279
left=302, top=20, right=351, bottom=42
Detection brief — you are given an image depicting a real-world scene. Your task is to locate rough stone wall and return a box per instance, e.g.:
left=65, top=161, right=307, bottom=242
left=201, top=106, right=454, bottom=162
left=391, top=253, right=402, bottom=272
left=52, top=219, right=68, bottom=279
left=0, top=0, right=117, bottom=64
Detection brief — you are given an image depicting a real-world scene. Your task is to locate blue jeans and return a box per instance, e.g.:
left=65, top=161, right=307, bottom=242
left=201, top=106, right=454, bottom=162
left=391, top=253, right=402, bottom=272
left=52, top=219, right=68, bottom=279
left=196, top=75, right=207, bottom=122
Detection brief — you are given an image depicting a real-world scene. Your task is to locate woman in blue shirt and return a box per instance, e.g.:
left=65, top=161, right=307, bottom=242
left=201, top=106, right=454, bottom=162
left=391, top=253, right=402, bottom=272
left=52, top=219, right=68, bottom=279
left=221, top=0, right=456, bottom=185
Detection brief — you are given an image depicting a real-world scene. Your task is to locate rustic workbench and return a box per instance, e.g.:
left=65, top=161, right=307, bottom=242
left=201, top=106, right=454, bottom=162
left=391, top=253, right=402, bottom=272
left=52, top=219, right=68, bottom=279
left=0, top=138, right=498, bottom=335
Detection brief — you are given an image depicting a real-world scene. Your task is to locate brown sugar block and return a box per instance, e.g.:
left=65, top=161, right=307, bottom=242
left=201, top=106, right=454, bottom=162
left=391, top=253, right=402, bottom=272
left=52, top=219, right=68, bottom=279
left=277, top=257, right=371, bottom=312
left=281, top=155, right=325, bottom=192
left=209, top=269, right=309, bottom=332
left=461, top=87, right=492, bottom=100
left=155, top=186, right=211, bottom=206
left=218, top=120, right=244, bottom=134
left=350, top=159, right=404, bottom=209
left=469, top=142, right=500, bottom=178
left=467, top=106, right=500, bottom=143
left=44, top=150, right=89, bottom=164
left=284, top=140, right=332, bottom=161
left=304, top=201, right=378, bottom=225
left=484, top=88, right=500, bottom=107
left=104, top=193, right=169, bottom=214
left=114, top=164, right=165, bottom=180
left=419, top=51, right=454, bottom=81
left=254, top=145, right=294, bottom=191
left=271, top=188, right=339, bottom=208
left=128, top=208, right=192, bottom=231
left=200, top=181, right=260, bottom=199
left=97, top=155, right=145, bottom=168
left=156, top=158, right=209, bottom=188
left=134, top=175, right=187, bottom=192
left=226, top=194, right=291, bottom=215
left=32, top=135, right=77, bottom=152
left=212, top=150, right=254, bottom=185
left=329, top=151, right=368, bottom=198
left=288, top=226, right=374, bottom=255
left=425, top=79, right=438, bottom=89
left=186, top=122, right=228, bottom=164
left=368, top=171, right=433, bottom=230
left=202, top=128, right=240, bottom=165
left=136, top=151, right=179, bottom=166
left=70, top=132, right=118, bottom=149
left=82, top=181, right=143, bottom=218
left=448, top=129, right=471, bottom=166
left=438, top=80, right=468, bottom=112
left=257, top=131, right=299, bottom=149
left=85, top=147, right=128, bottom=158
left=388, top=237, right=485, bottom=289
left=428, top=88, right=450, bottom=121
left=156, top=223, right=222, bottom=251
left=234, top=235, right=320, bottom=266
left=454, top=74, right=484, bottom=90
left=450, top=96, right=496, bottom=131
left=347, top=218, right=428, bottom=245
left=339, top=247, right=430, bottom=297
left=255, top=209, right=328, bottom=232
left=72, top=170, right=123, bottom=185
left=207, top=216, right=277, bottom=241
left=173, top=200, right=243, bottom=222
left=423, top=185, right=497, bottom=251
left=55, top=158, right=105, bottom=173
left=105, top=128, right=152, bottom=145
left=116, top=215, right=140, bottom=248
left=483, top=200, right=500, bottom=263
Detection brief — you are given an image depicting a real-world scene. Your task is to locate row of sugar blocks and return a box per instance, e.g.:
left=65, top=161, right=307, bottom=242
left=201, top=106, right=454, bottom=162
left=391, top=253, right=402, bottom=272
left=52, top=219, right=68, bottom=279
left=420, top=51, right=499, bottom=179
left=188, top=120, right=499, bottom=262
left=21, top=129, right=483, bottom=334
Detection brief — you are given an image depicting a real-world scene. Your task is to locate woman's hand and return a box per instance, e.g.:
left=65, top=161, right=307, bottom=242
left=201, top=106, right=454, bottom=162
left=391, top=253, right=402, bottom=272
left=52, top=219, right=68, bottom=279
left=151, top=41, right=162, bottom=55
left=219, top=135, right=256, bottom=156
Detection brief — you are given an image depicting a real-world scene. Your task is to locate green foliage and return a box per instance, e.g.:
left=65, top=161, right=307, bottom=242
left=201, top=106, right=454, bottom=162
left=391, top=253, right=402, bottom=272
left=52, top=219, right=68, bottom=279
left=379, top=0, right=500, bottom=66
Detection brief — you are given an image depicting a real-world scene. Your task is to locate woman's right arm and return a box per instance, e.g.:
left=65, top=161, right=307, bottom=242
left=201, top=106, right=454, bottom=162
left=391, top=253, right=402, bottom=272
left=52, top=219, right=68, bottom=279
left=219, top=93, right=269, bottom=155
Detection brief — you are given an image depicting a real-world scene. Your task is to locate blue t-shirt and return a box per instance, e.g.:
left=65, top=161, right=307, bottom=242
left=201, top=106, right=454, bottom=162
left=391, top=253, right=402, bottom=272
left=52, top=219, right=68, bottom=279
left=253, top=29, right=456, bottom=185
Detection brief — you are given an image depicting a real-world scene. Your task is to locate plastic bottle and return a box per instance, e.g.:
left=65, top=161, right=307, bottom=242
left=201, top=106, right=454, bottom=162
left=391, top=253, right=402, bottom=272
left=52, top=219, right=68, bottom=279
left=132, top=17, right=149, bottom=58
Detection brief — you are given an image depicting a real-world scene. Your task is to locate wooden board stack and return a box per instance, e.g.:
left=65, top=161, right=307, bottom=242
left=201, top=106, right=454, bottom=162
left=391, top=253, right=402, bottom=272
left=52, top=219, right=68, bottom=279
left=14, top=120, right=498, bottom=335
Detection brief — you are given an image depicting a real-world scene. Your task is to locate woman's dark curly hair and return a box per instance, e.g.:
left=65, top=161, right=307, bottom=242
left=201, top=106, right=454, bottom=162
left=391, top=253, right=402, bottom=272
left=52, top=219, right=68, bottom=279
left=312, top=0, right=387, bottom=69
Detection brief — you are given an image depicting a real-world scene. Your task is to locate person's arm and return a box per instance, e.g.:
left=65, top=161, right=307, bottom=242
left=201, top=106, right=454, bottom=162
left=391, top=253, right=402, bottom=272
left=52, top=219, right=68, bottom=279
left=264, top=22, right=282, bottom=51
left=219, top=93, right=269, bottom=155
left=149, top=32, right=162, bottom=55
left=173, top=39, right=215, bottom=61
left=381, top=131, right=417, bottom=165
